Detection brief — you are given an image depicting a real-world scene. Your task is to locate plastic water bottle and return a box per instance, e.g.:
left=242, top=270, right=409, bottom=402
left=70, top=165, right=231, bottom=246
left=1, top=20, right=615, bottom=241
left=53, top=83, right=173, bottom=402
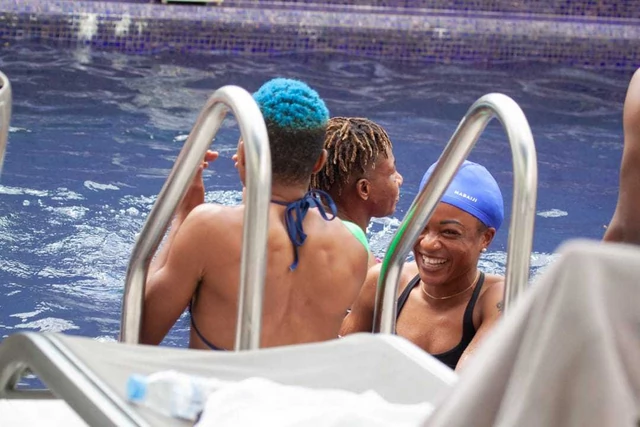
left=126, top=370, right=215, bottom=421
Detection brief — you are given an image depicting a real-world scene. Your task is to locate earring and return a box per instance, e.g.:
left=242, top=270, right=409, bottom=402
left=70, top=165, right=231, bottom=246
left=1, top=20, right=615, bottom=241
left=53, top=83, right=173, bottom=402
left=481, top=248, right=487, bottom=253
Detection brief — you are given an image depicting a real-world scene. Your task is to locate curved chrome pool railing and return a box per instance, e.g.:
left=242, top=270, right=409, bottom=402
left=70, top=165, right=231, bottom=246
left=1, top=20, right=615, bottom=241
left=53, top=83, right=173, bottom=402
left=374, top=93, right=537, bottom=334
left=119, top=86, right=272, bottom=351
left=0, top=71, right=12, bottom=175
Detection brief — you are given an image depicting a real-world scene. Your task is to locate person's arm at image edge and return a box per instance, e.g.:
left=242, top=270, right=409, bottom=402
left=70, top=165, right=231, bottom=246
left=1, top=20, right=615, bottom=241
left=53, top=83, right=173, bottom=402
left=604, top=68, right=640, bottom=244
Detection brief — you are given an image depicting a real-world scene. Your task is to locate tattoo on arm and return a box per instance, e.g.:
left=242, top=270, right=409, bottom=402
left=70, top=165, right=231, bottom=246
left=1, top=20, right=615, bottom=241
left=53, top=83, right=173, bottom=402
left=496, top=301, right=504, bottom=313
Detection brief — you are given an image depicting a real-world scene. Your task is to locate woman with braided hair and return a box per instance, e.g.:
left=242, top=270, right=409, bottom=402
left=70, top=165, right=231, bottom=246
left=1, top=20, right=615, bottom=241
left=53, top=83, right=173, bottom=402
left=311, top=117, right=403, bottom=263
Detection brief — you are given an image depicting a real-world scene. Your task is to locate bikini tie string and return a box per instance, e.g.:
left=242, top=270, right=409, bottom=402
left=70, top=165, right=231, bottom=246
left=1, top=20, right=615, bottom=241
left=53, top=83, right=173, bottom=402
left=271, top=190, right=337, bottom=271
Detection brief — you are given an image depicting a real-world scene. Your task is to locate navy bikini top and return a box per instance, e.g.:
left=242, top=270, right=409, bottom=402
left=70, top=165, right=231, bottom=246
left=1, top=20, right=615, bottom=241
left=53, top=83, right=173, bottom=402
left=189, top=190, right=338, bottom=351
left=189, top=300, right=223, bottom=350
left=270, top=189, right=338, bottom=271
left=396, top=272, right=485, bottom=369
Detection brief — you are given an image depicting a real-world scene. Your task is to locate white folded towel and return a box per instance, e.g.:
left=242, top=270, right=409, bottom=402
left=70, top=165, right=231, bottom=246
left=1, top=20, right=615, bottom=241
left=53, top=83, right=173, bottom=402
left=196, top=377, right=433, bottom=427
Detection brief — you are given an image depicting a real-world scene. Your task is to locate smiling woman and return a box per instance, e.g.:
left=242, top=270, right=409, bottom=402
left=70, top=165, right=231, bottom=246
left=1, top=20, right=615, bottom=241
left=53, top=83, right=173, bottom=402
left=340, top=160, right=505, bottom=372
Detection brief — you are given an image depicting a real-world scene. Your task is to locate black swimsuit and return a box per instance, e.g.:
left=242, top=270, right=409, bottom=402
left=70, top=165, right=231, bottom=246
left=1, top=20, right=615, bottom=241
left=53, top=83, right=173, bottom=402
left=396, top=272, right=485, bottom=369
left=189, top=190, right=338, bottom=351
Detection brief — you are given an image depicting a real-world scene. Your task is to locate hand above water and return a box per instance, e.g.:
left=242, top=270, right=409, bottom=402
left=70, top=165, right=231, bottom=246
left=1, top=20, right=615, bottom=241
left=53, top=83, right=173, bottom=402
left=177, top=150, right=219, bottom=219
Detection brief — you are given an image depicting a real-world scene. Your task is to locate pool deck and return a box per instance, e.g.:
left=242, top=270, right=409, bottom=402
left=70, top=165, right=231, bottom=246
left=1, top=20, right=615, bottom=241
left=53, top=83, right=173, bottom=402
left=0, top=0, right=639, bottom=69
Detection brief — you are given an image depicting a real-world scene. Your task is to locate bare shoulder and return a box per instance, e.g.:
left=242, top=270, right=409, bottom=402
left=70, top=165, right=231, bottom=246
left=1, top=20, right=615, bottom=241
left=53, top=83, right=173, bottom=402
left=629, top=67, right=640, bottom=94
left=328, top=218, right=369, bottom=260
left=188, top=202, right=235, bottom=220
left=479, top=273, right=505, bottom=315
left=625, top=68, right=640, bottom=120
left=183, top=203, right=242, bottom=232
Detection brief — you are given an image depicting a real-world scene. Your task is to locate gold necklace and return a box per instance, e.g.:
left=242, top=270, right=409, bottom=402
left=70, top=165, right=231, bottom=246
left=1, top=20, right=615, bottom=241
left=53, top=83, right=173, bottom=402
left=420, top=271, right=480, bottom=301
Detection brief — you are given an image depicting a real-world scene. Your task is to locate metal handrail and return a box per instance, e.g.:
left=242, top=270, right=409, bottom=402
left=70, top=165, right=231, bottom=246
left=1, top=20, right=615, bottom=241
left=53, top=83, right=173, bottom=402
left=119, top=86, right=272, bottom=351
left=374, top=93, right=537, bottom=334
left=0, top=71, right=12, bottom=175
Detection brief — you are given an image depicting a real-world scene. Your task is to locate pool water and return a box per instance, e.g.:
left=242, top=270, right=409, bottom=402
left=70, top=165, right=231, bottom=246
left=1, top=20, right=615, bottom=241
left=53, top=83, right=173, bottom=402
left=0, top=42, right=628, bottom=347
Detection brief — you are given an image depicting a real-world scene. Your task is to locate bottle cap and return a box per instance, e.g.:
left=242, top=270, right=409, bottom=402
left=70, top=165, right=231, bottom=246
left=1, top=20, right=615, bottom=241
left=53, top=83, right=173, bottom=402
left=126, top=374, right=148, bottom=402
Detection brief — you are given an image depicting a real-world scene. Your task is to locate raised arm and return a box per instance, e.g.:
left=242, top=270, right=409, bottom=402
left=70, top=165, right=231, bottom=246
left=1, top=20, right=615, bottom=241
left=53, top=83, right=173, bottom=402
left=148, top=150, right=217, bottom=277
left=141, top=208, right=209, bottom=344
left=141, top=151, right=218, bottom=344
left=604, top=68, right=640, bottom=244
left=456, top=277, right=505, bottom=372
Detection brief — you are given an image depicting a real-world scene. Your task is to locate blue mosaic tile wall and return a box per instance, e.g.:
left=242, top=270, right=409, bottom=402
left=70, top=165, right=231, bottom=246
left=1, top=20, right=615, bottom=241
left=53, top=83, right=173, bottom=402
left=0, top=0, right=638, bottom=69
left=88, top=0, right=640, bottom=19
left=308, top=1, right=639, bottom=19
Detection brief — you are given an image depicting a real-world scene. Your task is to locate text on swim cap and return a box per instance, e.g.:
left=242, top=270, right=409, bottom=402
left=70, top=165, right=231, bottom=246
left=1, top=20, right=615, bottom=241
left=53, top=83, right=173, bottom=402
left=454, top=190, right=478, bottom=203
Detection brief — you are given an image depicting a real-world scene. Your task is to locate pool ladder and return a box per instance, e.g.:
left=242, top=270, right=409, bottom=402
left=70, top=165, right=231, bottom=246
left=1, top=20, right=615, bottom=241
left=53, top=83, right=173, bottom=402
left=0, top=81, right=538, bottom=427
left=0, top=71, right=12, bottom=176
left=0, top=71, right=537, bottom=349
left=374, top=94, right=537, bottom=333
left=119, top=85, right=272, bottom=350
left=119, top=90, right=537, bottom=347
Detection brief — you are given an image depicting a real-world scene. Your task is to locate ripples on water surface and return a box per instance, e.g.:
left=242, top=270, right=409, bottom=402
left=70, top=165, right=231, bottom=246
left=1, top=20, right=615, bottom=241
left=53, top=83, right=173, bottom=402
left=0, top=43, right=629, bottom=346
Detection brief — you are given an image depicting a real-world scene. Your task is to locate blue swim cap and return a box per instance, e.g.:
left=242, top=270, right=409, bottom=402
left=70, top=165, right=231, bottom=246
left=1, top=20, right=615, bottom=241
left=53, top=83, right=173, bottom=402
left=419, top=160, right=504, bottom=230
left=253, top=78, right=329, bottom=130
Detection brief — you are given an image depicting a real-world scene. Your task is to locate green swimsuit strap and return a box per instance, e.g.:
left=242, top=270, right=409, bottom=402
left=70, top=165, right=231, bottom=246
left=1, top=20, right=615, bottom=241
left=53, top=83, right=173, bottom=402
left=341, top=220, right=370, bottom=252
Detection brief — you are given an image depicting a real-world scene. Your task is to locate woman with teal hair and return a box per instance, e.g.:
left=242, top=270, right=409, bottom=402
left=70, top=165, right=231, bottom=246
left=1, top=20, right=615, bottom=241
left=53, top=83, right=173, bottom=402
left=142, top=78, right=369, bottom=350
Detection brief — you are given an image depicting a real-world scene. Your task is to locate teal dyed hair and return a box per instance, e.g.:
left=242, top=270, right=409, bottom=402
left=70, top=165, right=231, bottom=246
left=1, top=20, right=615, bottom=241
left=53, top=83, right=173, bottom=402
left=253, top=78, right=329, bottom=130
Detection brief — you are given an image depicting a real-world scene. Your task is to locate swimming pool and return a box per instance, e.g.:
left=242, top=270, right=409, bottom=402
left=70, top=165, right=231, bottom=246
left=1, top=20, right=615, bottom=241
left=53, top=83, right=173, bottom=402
left=0, top=39, right=629, bottom=347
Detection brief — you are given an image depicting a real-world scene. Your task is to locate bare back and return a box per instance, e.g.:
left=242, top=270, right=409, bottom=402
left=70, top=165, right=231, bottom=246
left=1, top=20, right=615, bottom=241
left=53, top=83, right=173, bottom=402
left=188, top=202, right=368, bottom=350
